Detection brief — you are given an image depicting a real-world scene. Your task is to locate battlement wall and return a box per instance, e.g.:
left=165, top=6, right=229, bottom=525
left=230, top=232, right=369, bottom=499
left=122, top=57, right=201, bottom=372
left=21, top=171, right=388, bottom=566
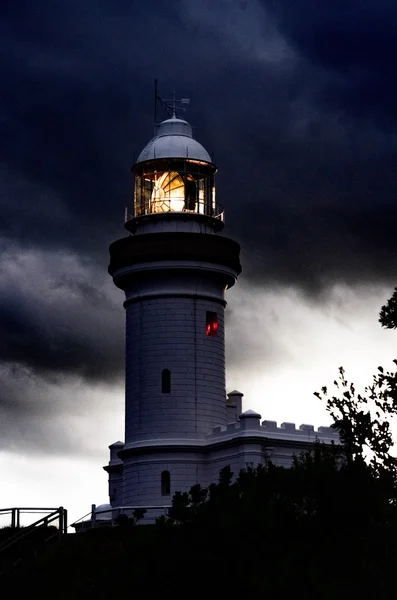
left=207, top=410, right=339, bottom=445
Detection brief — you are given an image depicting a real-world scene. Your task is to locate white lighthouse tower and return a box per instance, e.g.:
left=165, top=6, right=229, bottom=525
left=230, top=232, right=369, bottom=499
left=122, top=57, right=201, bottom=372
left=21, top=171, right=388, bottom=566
left=104, top=96, right=338, bottom=515
left=107, top=99, right=241, bottom=508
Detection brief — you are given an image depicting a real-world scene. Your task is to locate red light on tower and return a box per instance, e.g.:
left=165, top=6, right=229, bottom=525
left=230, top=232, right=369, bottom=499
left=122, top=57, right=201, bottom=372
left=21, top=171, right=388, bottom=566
left=206, top=312, right=218, bottom=336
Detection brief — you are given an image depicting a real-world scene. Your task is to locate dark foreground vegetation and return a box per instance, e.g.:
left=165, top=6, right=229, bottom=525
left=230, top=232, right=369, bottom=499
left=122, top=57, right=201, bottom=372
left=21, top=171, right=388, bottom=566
left=1, top=441, right=397, bottom=598
left=2, top=292, right=397, bottom=597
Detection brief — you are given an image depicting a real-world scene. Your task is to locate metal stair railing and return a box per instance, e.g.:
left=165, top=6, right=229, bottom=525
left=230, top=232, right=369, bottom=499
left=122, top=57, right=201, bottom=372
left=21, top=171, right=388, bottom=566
left=0, top=507, right=67, bottom=555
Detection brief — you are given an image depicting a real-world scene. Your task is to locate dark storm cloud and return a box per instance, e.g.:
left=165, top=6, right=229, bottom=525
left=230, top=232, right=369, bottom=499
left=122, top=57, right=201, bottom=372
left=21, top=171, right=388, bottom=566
left=0, top=360, right=122, bottom=455
left=0, top=287, right=122, bottom=382
left=1, top=0, right=397, bottom=445
left=0, top=247, right=124, bottom=453
left=0, top=248, right=124, bottom=382
left=264, top=0, right=397, bottom=125
left=2, top=0, right=396, bottom=288
left=232, top=0, right=397, bottom=291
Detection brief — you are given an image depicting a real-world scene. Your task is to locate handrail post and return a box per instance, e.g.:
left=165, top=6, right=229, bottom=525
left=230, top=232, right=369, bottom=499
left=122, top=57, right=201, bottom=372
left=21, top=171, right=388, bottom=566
left=58, top=507, right=63, bottom=542
left=91, top=504, right=96, bottom=529
left=63, top=508, right=68, bottom=536
left=11, top=508, right=16, bottom=529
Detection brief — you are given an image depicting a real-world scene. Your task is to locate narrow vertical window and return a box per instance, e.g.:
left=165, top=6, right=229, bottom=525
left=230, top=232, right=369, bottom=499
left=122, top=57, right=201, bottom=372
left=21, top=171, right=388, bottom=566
left=206, top=311, right=218, bottom=336
left=162, top=369, right=171, bottom=393
left=161, top=470, right=171, bottom=496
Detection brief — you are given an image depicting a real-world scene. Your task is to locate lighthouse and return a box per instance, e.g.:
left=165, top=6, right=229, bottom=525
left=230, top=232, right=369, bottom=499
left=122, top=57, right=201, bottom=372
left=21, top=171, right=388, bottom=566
left=104, top=96, right=338, bottom=514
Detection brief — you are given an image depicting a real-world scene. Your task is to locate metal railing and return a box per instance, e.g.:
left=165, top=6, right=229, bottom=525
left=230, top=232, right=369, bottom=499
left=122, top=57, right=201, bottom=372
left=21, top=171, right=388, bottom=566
left=71, top=504, right=171, bottom=531
left=0, top=507, right=67, bottom=555
left=125, top=204, right=225, bottom=223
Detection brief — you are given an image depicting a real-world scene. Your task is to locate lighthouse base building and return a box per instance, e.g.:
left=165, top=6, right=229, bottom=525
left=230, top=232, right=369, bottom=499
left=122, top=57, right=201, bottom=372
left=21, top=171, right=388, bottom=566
left=104, top=405, right=337, bottom=516
left=100, top=104, right=338, bottom=520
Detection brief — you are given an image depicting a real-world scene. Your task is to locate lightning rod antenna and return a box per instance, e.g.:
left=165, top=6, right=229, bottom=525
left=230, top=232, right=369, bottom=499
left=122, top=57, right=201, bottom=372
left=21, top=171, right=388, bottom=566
left=154, top=79, right=158, bottom=132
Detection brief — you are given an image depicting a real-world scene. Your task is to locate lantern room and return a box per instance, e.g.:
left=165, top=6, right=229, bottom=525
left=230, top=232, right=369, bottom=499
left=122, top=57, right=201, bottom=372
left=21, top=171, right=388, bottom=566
left=130, top=115, right=223, bottom=222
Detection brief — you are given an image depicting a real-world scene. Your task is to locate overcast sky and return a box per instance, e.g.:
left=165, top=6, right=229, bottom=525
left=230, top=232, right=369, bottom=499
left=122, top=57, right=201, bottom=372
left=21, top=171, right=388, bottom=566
left=1, top=0, right=397, bottom=525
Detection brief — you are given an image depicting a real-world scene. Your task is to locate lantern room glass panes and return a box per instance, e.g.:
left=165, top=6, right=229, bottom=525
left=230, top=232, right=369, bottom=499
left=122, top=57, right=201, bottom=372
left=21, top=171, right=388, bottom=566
left=133, top=159, right=218, bottom=218
left=152, top=171, right=185, bottom=213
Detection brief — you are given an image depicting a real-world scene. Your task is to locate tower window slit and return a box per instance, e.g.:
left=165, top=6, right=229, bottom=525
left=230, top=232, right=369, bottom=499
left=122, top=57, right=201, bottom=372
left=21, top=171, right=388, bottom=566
left=161, top=470, right=171, bottom=496
left=162, top=369, right=171, bottom=393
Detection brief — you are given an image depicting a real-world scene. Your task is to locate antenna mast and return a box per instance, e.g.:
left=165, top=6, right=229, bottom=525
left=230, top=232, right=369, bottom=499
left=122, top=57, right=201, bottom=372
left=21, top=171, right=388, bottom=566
left=154, top=79, right=158, bottom=128
left=153, top=80, right=190, bottom=123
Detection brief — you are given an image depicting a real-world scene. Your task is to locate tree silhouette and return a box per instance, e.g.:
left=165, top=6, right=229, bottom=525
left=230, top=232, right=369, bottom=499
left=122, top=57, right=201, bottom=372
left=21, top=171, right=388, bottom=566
left=314, top=365, right=397, bottom=473
left=163, top=443, right=396, bottom=533
left=379, top=287, right=397, bottom=329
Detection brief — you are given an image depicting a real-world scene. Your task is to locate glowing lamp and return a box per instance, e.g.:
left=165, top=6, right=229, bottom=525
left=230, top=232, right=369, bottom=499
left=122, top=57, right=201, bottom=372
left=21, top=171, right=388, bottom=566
left=151, top=171, right=185, bottom=213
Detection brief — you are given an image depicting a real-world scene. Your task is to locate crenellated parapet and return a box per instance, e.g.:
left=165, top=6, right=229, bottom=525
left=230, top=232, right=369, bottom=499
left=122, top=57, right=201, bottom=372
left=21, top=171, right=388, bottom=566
left=207, top=409, right=339, bottom=446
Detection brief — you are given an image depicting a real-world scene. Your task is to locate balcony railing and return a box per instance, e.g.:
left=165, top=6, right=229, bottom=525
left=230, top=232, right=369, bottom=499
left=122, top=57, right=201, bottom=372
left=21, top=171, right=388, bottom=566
left=125, top=203, right=225, bottom=224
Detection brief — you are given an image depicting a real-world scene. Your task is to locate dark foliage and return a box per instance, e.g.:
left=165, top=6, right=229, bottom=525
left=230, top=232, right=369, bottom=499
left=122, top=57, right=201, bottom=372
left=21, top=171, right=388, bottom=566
left=379, top=287, right=397, bottom=330
left=315, top=366, right=397, bottom=473
left=114, top=507, right=146, bottom=527
left=165, top=444, right=396, bottom=530
left=3, top=442, right=397, bottom=597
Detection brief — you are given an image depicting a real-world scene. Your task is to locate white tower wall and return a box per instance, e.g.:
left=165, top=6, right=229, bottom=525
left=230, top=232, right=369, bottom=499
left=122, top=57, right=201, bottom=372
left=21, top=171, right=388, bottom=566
left=109, top=227, right=240, bottom=507
left=122, top=452, right=207, bottom=507
left=124, top=292, right=226, bottom=444
left=111, top=258, right=238, bottom=449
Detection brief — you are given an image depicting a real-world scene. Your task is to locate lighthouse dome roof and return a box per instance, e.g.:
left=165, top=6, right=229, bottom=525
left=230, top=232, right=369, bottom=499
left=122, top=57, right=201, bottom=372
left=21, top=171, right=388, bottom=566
left=136, top=116, right=212, bottom=164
